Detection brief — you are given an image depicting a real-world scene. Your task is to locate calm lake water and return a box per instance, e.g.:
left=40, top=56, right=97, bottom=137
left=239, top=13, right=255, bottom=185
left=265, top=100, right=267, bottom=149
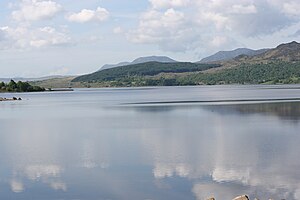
left=1, top=85, right=300, bottom=200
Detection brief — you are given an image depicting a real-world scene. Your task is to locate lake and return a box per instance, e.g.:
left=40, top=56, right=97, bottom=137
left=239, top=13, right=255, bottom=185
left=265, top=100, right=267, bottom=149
left=1, top=85, right=300, bottom=200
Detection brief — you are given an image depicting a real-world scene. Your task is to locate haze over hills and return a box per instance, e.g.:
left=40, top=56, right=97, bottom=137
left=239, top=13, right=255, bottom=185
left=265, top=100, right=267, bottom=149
left=100, top=56, right=177, bottom=70
left=199, top=48, right=269, bottom=63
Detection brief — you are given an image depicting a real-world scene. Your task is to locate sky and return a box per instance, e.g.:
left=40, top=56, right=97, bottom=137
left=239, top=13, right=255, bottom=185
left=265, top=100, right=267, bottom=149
left=1, top=0, right=300, bottom=77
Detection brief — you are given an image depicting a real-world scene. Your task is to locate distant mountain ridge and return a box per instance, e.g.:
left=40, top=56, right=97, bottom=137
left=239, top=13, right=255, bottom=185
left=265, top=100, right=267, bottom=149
left=222, top=41, right=300, bottom=67
left=100, top=56, right=177, bottom=70
left=199, top=48, right=269, bottom=63
left=249, top=41, right=300, bottom=62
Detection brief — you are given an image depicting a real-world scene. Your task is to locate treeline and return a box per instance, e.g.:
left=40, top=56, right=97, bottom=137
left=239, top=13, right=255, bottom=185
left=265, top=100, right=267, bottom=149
left=77, top=61, right=300, bottom=87
left=72, top=62, right=221, bottom=82
left=0, top=80, right=45, bottom=92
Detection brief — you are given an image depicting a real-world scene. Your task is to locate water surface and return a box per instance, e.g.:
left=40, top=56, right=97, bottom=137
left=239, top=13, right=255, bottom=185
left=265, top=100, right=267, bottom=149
left=1, top=85, right=300, bottom=200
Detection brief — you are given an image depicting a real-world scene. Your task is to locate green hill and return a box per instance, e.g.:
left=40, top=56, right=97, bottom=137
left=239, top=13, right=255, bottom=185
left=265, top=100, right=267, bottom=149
left=72, top=62, right=221, bottom=82
left=86, top=61, right=300, bottom=87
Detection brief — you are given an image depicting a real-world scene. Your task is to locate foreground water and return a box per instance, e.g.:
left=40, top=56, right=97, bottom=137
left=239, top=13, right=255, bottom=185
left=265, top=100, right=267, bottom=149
left=1, top=85, right=300, bottom=200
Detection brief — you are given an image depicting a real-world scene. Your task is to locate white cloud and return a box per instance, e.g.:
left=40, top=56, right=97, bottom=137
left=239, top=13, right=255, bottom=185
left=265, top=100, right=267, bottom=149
left=283, top=1, right=300, bottom=16
left=129, top=7, right=236, bottom=52
left=149, top=0, right=190, bottom=9
left=0, top=25, right=71, bottom=50
left=198, top=12, right=229, bottom=31
left=230, top=4, right=257, bottom=14
left=129, top=8, right=195, bottom=51
left=12, top=0, right=62, bottom=21
left=67, top=7, right=109, bottom=23
left=129, top=0, right=300, bottom=53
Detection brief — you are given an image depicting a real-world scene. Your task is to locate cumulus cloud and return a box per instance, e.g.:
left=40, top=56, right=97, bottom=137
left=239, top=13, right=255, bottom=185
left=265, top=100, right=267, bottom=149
left=0, top=25, right=71, bottom=50
left=129, top=8, right=201, bottom=52
left=129, top=0, right=300, bottom=53
left=67, top=7, right=109, bottom=23
left=12, top=0, right=62, bottom=21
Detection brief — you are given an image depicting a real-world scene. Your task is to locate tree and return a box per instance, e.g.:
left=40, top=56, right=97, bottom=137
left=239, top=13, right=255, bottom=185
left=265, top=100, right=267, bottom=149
left=8, top=80, right=17, bottom=90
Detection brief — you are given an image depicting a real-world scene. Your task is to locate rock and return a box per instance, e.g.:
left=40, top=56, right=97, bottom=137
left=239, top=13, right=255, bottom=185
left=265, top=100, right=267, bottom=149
left=13, top=97, right=17, bottom=100
left=18, top=97, right=22, bottom=100
left=233, top=195, right=249, bottom=200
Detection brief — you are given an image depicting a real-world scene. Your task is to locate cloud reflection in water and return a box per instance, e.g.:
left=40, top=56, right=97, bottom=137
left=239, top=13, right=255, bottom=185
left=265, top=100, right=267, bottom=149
left=1, top=100, right=300, bottom=199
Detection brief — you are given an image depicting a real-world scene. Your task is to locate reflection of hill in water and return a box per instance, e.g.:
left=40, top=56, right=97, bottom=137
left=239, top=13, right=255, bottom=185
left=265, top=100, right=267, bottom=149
left=132, top=106, right=174, bottom=113
left=205, top=102, right=300, bottom=120
left=130, top=101, right=300, bottom=120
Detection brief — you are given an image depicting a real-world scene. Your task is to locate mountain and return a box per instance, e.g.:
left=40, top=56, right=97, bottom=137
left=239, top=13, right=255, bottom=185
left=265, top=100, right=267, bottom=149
left=219, top=41, right=300, bottom=68
left=190, top=41, right=300, bottom=85
left=244, top=41, right=300, bottom=62
left=131, top=56, right=177, bottom=64
left=31, top=41, right=300, bottom=88
left=100, top=56, right=177, bottom=70
left=199, top=48, right=268, bottom=63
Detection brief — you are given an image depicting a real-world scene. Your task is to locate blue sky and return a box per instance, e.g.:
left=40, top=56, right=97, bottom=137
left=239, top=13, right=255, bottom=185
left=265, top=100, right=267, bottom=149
left=1, top=0, right=300, bottom=77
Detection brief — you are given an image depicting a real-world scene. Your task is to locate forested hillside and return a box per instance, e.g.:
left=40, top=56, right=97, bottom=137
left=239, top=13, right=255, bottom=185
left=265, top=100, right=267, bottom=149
left=73, top=62, right=221, bottom=82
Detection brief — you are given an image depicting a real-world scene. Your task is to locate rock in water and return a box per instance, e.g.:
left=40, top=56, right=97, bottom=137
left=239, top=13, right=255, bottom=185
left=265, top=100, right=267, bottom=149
left=233, top=195, right=250, bottom=200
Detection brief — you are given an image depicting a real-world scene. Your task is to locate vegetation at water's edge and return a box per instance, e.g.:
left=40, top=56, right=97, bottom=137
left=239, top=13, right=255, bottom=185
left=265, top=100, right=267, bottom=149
left=0, top=80, right=45, bottom=92
left=71, top=61, right=300, bottom=87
